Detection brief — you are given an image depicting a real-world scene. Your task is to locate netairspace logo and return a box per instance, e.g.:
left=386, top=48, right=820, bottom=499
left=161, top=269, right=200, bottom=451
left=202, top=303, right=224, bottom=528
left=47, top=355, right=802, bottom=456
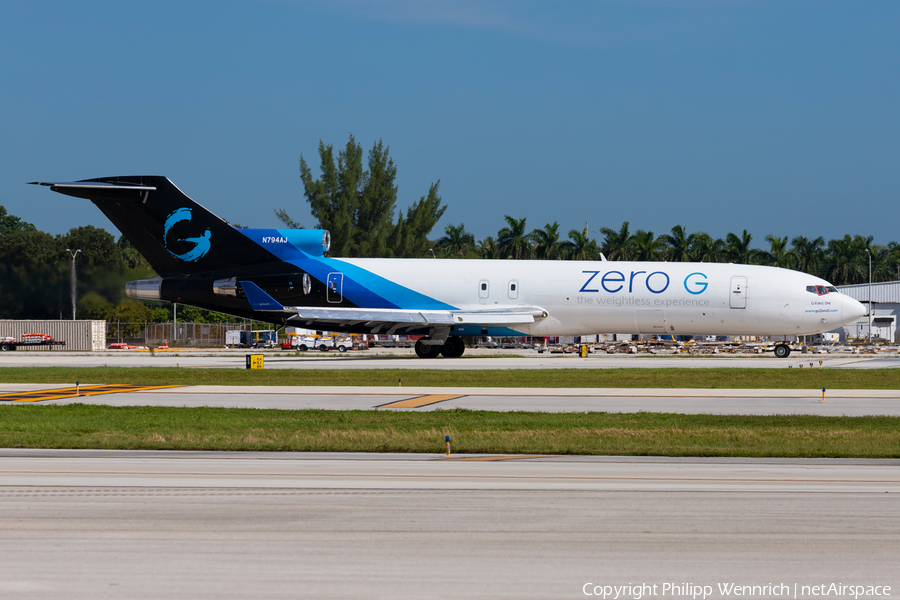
left=582, top=582, right=892, bottom=599
left=164, top=207, right=212, bottom=262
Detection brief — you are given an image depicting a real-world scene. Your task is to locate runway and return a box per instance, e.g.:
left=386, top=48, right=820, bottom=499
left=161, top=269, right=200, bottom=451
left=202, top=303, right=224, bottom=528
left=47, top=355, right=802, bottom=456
left=2, top=349, right=899, bottom=369
left=0, top=450, right=897, bottom=599
left=3, top=384, right=899, bottom=415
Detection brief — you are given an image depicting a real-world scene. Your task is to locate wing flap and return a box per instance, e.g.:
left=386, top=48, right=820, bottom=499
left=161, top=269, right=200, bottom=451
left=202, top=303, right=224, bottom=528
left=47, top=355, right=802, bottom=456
left=283, top=306, right=546, bottom=327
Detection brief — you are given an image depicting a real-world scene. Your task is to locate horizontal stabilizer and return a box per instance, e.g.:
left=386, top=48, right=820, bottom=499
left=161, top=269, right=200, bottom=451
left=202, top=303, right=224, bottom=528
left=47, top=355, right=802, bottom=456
left=30, top=181, right=157, bottom=191
left=29, top=180, right=157, bottom=203
left=240, top=281, right=285, bottom=311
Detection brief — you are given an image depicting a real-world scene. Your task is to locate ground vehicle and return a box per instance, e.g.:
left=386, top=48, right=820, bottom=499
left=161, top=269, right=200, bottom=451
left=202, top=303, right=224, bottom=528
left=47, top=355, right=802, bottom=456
left=225, top=330, right=276, bottom=348
left=284, top=327, right=330, bottom=351
left=333, top=335, right=367, bottom=352
left=0, top=333, right=66, bottom=351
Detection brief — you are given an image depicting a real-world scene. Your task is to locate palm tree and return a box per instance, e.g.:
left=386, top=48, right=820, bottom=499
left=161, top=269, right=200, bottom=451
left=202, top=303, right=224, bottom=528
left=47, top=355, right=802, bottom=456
left=688, top=232, right=724, bottom=263
left=762, top=234, right=796, bottom=269
left=629, top=229, right=665, bottom=261
left=662, top=225, right=693, bottom=262
left=531, top=222, right=563, bottom=260
left=599, top=221, right=632, bottom=261
left=477, top=236, right=500, bottom=259
left=880, top=242, right=900, bottom=281
left=497, top=216, right=533, bottom=259
left=435, top=223, right=475, bottom=258
left=725, top=230, right=759, bottom=264
left=826, top=234, right=872, bottom=285
left=791, top=235, right=826, bottom=277
left=563, top=227, right=599, bottom=261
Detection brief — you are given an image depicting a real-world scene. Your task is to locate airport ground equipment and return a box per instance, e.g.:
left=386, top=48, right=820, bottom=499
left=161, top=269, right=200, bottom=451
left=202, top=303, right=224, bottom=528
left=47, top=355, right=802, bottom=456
left=0, top=333, right=66, bottom=351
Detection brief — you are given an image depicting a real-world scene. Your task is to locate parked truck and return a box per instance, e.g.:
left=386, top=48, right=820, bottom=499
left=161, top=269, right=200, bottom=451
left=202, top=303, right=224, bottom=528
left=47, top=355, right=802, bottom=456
left=225, top=330, right=276, bottom=348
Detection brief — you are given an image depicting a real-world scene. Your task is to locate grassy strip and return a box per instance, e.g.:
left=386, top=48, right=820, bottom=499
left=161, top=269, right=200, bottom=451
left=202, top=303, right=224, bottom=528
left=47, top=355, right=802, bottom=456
left=0, top=366, right=898, bottom=389
left=1, top=404, right=899, bottom=457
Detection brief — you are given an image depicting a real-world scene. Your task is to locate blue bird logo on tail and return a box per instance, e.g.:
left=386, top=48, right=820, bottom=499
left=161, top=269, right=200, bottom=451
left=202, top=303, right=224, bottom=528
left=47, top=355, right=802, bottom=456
left=164, top=208, right=211, bottom=262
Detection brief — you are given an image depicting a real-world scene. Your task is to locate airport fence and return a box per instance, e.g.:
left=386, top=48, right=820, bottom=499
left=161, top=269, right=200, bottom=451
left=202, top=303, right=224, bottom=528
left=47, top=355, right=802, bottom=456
left=106, top=322, right=252, bottom=348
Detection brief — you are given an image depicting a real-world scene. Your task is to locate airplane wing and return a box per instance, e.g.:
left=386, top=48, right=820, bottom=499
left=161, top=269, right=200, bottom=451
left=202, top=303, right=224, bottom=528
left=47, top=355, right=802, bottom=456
left=239, top=281, right=546, bottom=331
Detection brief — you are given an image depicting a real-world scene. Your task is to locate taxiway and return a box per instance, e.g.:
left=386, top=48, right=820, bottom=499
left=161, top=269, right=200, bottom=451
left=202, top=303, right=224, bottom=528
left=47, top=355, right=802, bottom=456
left=0, top=450, right=897, bottom=599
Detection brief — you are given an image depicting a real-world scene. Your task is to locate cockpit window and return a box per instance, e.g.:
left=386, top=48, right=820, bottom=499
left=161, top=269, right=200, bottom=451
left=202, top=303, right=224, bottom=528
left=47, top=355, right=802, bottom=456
left=826, top=286, right=837, bottom=293
left=806, top=285, right=831, bottom=296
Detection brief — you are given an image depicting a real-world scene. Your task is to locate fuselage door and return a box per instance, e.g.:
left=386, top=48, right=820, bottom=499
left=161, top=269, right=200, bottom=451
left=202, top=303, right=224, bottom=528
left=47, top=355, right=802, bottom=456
left=508, top=280, right=519, bottom=299
left=636, top=309, right=666, bottom=334
left=478, top=279, right=490, bottom=304
left=327, top=272, right=343, bottom=303
left=730, top=276, right=747, bottom=309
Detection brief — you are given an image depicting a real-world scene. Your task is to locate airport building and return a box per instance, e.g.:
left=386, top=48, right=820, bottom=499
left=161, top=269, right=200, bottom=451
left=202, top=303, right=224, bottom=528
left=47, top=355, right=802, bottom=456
left=834, top=281, right=900, bottom=343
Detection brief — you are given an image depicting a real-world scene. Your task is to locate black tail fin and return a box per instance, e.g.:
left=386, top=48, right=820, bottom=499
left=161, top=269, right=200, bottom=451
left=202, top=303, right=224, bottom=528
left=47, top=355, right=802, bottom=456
left=32, top=176, right=281, bottom=276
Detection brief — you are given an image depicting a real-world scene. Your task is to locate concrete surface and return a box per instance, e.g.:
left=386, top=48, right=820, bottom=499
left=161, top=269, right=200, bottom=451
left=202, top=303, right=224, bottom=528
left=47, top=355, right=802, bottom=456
left=0, top=450, right=897, bottom=599
left=2, top=350, right=899, bottom=369
left=3, top=384, right=898, bottom=415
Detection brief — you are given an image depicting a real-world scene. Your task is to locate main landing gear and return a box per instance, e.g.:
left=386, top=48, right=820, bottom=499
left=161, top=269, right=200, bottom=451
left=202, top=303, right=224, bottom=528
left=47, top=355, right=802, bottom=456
left=774, top=344, right=791, bottom=359
left=414, top=337, right=466, bottom=358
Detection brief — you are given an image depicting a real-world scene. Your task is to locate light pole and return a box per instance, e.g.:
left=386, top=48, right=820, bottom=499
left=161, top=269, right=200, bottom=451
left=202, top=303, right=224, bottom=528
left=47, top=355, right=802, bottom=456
left=867, top=250, right=872, bottom=346
left=65, top=249, right=81, bottom=320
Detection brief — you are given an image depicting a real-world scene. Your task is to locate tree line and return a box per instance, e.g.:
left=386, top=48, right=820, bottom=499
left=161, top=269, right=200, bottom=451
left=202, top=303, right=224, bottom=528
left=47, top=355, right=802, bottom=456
left=431, top=220, right=900, bottom=286
left=283, top=136, right=899, bottom=287
left=0, top=207, right=227, bottom=322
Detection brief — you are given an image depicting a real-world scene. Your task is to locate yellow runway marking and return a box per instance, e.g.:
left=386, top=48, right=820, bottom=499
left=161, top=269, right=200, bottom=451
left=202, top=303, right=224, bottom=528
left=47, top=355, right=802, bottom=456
left=442, top=455, right=548, bottom=461
left=0, top=385, right=184, bottom=403
left=378, top=394, right=464, bottom=409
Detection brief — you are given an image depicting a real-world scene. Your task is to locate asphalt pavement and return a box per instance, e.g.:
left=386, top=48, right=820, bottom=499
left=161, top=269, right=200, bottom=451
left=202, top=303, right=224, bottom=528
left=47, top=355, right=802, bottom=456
left=1, top=450, right=897, bottom=599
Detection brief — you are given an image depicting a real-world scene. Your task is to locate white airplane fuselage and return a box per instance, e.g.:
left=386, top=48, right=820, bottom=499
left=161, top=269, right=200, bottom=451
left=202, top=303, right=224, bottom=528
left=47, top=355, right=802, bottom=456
left=338, top=258, right=866, bottom=338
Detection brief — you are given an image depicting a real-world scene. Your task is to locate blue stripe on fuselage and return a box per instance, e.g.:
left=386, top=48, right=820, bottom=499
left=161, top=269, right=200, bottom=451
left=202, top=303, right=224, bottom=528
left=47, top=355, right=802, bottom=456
left=289, top=256, right=457, bottom=310
left=237, top=229, right=456, bottom=310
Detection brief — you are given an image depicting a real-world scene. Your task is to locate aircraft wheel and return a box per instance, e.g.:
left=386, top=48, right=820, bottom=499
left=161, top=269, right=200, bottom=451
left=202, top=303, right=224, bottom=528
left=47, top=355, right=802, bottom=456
left=774, top=344, right=791, bottom=359
left=440, top=337, right=465, bottom=358
left=414, top=339, right=441, bottom=358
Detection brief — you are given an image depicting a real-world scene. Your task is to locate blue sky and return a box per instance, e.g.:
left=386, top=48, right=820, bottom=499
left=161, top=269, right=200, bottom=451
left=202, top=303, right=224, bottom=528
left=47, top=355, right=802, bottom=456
left=2, top=0, right=898, bottom=248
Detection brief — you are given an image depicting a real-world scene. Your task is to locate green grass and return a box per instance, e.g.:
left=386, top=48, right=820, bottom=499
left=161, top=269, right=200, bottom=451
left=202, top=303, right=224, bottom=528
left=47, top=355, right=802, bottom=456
left=0, top=366, right=897, bottom=388
left=1, top=404, right=898, bottom=457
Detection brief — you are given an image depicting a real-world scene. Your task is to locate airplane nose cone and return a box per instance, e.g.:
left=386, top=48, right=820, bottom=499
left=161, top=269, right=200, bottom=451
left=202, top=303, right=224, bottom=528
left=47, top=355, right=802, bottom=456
left=841, top=295, right=867, bottom=323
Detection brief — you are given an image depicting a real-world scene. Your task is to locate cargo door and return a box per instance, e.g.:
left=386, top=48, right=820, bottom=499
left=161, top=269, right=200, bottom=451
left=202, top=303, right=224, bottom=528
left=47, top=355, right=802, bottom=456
left=730, top=276, right=747, bottom=309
